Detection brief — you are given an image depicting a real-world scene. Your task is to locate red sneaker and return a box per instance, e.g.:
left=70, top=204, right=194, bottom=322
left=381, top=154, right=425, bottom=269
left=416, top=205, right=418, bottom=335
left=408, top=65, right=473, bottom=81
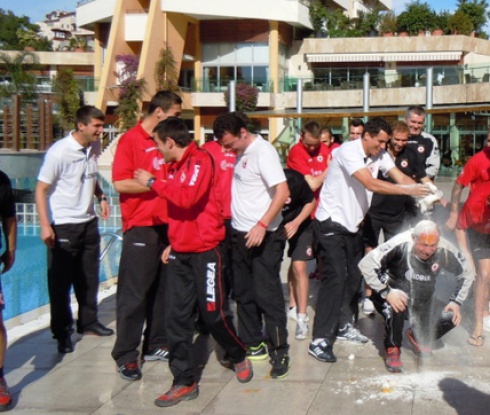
left=0, top=378, right=12, bottom=411
left=234, top=358, right=253, bottom=383
left=385, top=347, right=403, bottom=373
left=406, top=328, right=432, bottom=357
left=154, top=383, right=199, bottom=407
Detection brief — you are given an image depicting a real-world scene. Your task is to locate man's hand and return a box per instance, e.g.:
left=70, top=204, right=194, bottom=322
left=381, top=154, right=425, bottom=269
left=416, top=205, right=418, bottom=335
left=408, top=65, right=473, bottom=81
left=386, top=288, right=409, bottom=313
left=40, top=224, right=55, bottom=249
left=99, top=200, right=110, bottom=220
left=444, top=302, right=461, bottom=326
left=134, top=169, right=154, bottom=187
left=0, top=250, right=15, bottom=274
left=404, top=184, right=432, bottom=197
left=445, top=211, right=459, bottom=231
left=161, top=245, right=171, bottom=264
left=284, top=221, right=300, bottom=240
left=245, top=224, right=267, bottom=248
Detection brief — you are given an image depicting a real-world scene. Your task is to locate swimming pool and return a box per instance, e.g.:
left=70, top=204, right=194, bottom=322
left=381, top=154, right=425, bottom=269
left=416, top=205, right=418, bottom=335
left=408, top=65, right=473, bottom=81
left=3, top=224, right=122, bottom=322
left=3, top=173, right=122, bottom=323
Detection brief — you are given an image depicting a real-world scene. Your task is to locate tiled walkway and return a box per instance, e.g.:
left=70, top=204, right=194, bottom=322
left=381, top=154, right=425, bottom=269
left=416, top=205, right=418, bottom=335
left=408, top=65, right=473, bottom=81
left=5, top=177, right=490, bottom=414
left=5, top=273, right=490, bottom=415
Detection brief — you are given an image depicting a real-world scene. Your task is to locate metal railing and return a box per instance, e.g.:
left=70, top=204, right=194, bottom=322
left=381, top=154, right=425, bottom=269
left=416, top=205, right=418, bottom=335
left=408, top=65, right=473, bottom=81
left=190, top=63, right=490, bottom=93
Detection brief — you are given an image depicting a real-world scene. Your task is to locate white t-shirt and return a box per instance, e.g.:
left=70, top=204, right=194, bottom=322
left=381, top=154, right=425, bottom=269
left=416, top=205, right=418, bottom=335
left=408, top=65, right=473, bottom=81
left=37, top=132, right=100, bottom=225
left=231, top=136, right=286, bottom=232
left=315, top=138, right=395, bottom=232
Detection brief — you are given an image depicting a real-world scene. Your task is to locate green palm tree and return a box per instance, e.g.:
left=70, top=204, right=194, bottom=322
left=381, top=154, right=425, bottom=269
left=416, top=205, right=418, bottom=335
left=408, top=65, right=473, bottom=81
left=0, top=51, right=40, bottom=99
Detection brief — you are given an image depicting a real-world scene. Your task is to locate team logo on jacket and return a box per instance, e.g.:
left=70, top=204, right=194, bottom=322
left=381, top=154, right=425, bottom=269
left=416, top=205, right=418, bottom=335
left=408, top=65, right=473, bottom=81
left=418, top=146, right=425, bottom=153
left=431, top=262, right=440, bottom=273
left=180, top=172, right=187, bottom=183
left=400, top=160, right=408, bottom=168
left=152, top=156, right=161, bottom=170
left=317, top=155, right=323, bottom=162
left=206, top=262, right=217, bottom=311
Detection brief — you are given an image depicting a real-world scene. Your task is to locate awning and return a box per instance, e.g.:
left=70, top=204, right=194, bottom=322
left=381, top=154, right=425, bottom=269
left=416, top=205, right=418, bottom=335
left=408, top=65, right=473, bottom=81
left=306, top=51, right=463, bottom=63
left=248, top=103, right=490, bottom=119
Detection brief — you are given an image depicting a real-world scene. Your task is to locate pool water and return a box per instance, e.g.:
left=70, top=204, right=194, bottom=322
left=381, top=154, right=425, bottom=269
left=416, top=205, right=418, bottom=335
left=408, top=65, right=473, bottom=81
left=2, top=225, right=122, bottom=321
left=2, top=173, right=122, bottom=322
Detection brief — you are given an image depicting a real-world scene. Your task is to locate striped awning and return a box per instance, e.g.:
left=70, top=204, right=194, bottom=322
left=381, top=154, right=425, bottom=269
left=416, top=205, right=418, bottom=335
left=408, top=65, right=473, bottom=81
left=306, top=51, right=463, bottom=63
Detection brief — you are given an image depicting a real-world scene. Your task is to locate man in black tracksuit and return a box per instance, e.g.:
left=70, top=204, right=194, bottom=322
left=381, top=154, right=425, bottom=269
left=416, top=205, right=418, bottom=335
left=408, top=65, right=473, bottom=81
left=359, top=220, right=473, bottom=373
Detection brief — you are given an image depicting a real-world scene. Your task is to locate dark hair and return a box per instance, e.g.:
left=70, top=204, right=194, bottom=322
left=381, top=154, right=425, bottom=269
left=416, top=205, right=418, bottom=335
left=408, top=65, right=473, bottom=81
left=75, top=105, right=105, bottom=128
left=148, top=91, right=182, bottom=115
left=213, top=111, right=249, bottom=139
left=349, top=118, right=365, bottom=128
left=301, top=121, right=321, bottom=139
left=152, top=117, right=191, bottom=148
left=405, top=105, right=426, bottom=119
left=363, top=117, right=392, bottom=138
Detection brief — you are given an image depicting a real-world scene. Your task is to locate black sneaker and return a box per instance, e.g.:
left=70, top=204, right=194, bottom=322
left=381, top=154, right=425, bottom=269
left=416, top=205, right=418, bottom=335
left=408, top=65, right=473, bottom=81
left=308, top=339, right=337, bottom=362
left=270, top=355, right=291, bottom=379
left=118, top=361, right=142, bottom=381
left=144, top=347, right=170, bottom=362
left=78, top=321, right=114, bottom=337
left=246, top=342, right=269, bottom=361
left=57, top=336, right=74, bottom=354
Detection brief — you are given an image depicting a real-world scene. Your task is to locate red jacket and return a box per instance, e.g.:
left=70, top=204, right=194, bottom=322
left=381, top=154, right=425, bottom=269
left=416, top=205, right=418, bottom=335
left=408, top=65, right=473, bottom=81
left=152, top=142, right=225, bottom=252
left=201, top=140, right=236, bottom=219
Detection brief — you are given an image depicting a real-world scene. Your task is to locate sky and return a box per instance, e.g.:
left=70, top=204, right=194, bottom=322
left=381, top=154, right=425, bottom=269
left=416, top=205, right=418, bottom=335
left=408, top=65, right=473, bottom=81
left=1, top=0, right=461, bottom=24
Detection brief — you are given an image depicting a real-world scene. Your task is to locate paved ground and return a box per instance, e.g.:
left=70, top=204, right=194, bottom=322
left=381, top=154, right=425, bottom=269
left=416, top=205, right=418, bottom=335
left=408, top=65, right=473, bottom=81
left=5, top=175, right=490, bottom=415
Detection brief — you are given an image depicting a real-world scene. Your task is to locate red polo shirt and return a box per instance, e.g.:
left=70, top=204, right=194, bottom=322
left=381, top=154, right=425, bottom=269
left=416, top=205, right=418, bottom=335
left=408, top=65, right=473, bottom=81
left=112, top=122, right=168, bottom=232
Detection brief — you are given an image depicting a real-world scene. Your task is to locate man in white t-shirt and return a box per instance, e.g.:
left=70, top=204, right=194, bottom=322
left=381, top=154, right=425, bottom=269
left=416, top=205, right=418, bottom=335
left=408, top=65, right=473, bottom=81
left=35, top=105, right=113, bottom=354
left=309, top=117, right=431, bottom=363
left=213, top=112, right=291, bottom=379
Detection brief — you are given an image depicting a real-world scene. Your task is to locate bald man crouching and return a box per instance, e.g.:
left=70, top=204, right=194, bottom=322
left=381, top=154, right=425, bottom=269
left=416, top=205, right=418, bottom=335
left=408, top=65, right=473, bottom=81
left=359, top=220, right=474, bottom=373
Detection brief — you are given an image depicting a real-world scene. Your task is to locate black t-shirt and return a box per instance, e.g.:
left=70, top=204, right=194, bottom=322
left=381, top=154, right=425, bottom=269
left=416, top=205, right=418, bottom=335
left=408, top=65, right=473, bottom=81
left=281, top=168, right=315, bottom=224
left=0, top=170, right=15, bottom=251
left=406, top=133, right=435, bottom=173
left=369, top=146, right=425, bottom=220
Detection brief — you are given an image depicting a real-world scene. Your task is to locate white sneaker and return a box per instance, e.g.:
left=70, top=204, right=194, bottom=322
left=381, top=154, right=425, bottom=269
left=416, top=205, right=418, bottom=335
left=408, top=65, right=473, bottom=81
left=483, top=315, right=490, bottom=332
left=295, top=319, right=309, bottom=340
left=362, top=298, right=375, bottom=316
left=287, top=306, right=298, bottom=321
left=336, top=324, right=369, bottom=344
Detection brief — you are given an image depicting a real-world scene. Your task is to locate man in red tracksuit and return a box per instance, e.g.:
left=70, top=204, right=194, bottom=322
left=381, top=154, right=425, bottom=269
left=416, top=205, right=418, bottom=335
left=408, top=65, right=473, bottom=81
left=134, top=117, right=252, bottom=408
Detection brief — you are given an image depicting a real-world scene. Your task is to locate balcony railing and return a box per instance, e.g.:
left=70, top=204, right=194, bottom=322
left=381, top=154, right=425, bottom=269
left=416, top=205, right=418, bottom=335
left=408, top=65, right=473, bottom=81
left=189, top=63, right=490, bottom=94
left=191, top=79, right=272, bottom=93
left=281, top=64, right=490, bottom=92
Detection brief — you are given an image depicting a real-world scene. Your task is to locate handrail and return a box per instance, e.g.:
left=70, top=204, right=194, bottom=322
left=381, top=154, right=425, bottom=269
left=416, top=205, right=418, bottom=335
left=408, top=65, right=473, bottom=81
left=100, top=231, right=122, bottom=261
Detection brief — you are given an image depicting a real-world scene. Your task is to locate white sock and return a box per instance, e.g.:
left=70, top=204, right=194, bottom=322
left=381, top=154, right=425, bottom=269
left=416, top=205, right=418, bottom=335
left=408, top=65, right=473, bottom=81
left=298, top=313, right=307, bottom=321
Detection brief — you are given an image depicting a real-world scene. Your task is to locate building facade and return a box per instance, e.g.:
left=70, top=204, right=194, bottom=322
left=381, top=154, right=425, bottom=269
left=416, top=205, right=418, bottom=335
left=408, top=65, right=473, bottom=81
left=76, top=0, right=490, bottom=167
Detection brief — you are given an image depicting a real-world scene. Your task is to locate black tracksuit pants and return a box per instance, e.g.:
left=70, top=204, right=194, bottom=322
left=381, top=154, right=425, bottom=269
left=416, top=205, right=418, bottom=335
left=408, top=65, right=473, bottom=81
left=312, top=218, right=364, bottom=342
left=112, top=225, right=168, bottom=365
left=166, top=247, right=246, bottom=386
left=231, top=228, right=289, bottom=361
left=48, top=218, right=100, bottom=339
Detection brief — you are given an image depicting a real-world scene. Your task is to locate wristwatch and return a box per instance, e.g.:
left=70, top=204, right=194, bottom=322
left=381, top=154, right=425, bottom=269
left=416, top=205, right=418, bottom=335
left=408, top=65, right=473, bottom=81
left=146, top=177, right=156, bottom=188
left=379, top=287, right=390, bottom=300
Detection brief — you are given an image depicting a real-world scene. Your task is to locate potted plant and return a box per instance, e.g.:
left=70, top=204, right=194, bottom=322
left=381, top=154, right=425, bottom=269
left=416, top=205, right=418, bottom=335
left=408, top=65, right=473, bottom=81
left=69, top=36, right=87, bottom=52
left=433, top=11, right=450, bottom=35
left=448, top=10, right=474, bottom=35
left=224, top=82, right=259, bottom=112
left=379, top=12, right=397, bottom=36
left=396, top=1, right=437, bottom=36
left=154, top=44, right=180, bottom=93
